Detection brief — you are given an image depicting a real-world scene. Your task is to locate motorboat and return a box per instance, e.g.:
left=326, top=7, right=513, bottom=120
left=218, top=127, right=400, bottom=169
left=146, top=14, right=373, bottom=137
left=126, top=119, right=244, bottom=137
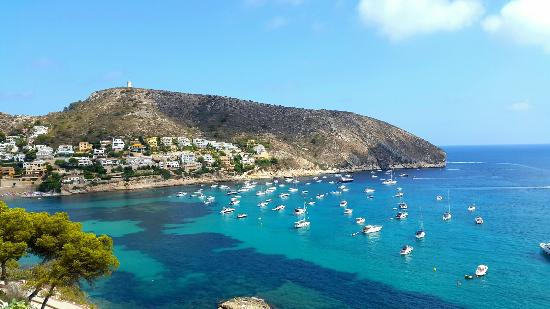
left=342, top=188, right=350, bottom=192
left=475, top=216, right=484, bottom=224
left=316, top=194, right=325, bottom=199
left=339, top=201, right=348, bottom=207
left=399, top=173, right=409, bottom=177
left=344, top=208, right=353, bottom=215
left=539, top=242, right=550, bottom=255
left=436, top=195, right=443, bottom=201
left=294, top=219, right=311, bottom=229
left=367, top=195, right=374, bottom=199
left=211, top=184, right=219, bottom=188
left=415, top=230, right=426, bottom=239
left=220, top=207, right=235, bottom=214
left=206, top=196, right=215, bottom=202
left=219, top=185, right=230, bottom=190
left=279, top=193, right=290, bottom=198
left=363, top=225, right=382, bottom=234
left=328, top=181, right=335, bottom=184
left=475, top=265, right=488, bottom=277
left=226, top=191, right=238, bottom=196
left=272, top=205, right=285, bottom=211
left=356, top=217, right=365, bottom=224
left=443, top=190, right=452, bottom=221
left=176, top=192, right=187, bottom=197
left=294, top=208, right=306, bottom=215
left=398, top=202, right=408, bottom=209
left=237, top=213, right=248, bottom=219
left=256, top=191, right=266, bottom=196
left=400, top=245, right=414, bottom=255
left=229, top=200, right=240, bottom=206
left=302, top=190, right=309, bottom=194
left=339, top=176, right=354, bottom=183
left=331, top=191, right=342, bottom=195
left=442, top=212, right=452, bottom=221
left=468, top=204, right=476, bottom=212
left=364, top=188, right=375, bottom=193
left=288, top=188, right=299, bottom=193
left=395, top=212, right=408, bottom=220
left=371, top=175, right=378, bottom=178
left=258, top=202, right=269, bottom=208
left=339, top=185, right=347, bottom=190
left=308, top=201, right=316, bottom=206
left=395, top=192, right=404, bottom=198
left=230, top=197, right=239, bottom=202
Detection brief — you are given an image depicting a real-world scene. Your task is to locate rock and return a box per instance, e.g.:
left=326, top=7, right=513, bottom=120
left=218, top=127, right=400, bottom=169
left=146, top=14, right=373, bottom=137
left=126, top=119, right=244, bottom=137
left=218, top=297, right=270, bottom=309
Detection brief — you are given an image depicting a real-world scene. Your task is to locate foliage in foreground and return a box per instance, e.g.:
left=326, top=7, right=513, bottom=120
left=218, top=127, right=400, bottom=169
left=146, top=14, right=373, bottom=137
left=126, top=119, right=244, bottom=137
left=0, top=200, right=119, bottom=309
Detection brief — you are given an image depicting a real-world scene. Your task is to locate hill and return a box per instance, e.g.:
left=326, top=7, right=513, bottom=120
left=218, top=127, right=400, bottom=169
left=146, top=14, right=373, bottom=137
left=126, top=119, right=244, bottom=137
left=1, top=87, right=446, bottom=170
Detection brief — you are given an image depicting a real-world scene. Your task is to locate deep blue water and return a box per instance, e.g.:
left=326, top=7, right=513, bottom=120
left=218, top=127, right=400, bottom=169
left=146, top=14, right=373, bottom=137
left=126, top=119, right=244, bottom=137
left=6, top=145, right=550, bottom=308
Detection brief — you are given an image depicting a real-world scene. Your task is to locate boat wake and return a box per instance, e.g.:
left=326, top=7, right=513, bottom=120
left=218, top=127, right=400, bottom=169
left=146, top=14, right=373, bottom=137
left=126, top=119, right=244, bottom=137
left=448, top=161, right=484, bottom=164
left=456, top=186, right=550, bottom=191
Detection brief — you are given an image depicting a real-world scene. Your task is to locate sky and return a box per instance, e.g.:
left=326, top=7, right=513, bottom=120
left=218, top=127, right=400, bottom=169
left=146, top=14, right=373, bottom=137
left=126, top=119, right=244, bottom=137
left=1, top=0, right=549, bottom=146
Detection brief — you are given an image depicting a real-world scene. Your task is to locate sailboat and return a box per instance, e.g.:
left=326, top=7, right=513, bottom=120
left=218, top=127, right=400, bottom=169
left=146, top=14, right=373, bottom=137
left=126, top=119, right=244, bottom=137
left=382, top=170, right=397, bottom=185
left=442, top=189, right=452, bottom=221
left=294, top=202, right=310, bottom=229
left=415, top=205, right=426, bottom=239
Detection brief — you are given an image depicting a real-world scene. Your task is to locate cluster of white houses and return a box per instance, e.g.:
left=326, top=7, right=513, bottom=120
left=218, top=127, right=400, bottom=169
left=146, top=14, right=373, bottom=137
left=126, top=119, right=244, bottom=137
left=1, top=126, right=271, bottom=184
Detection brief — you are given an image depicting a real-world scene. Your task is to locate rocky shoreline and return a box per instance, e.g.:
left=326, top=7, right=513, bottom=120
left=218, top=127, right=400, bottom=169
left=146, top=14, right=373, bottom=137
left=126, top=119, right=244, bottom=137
left=218, top=297, right=270, bottom=309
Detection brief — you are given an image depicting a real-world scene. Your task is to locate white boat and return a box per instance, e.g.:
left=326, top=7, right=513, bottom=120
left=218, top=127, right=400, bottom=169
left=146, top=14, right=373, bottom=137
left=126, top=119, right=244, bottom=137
left=176, top=192, right=187, bottom=197
left=288, top=188, right=299, bottom=193
left=399, top=173, right=409, bottom=177
left=220, top=207, right=235, bottom=214
left=272, top=205, right=285, bottom=211
left=316, top=194, right=325, bottom=199
left=219, top=185, right=230, bottom=190
left=229, top=200, right=240, bottom=206
left=364, top=188, right=375, bottom=193
left=237, top=213, right=248, bottom=219
left=308, top=201, right=316, bottom=206
left=226, top=191, right=238, bottom=195
left=256, top=191, right=266, bottom=196
left=436, top=195, right=443, bottom=201
left=294, top=219, right=310, bottom=229
left=371, top=175, right=378, bottom=178
left=395, top=192, right=404, bottom=198
left=206, top=196, right=215, bottom=202
left=475, top=216, right=484, bottom=224
left=363, top=225, right=382, bottom=234
left=395, top=212, right=408, bottom=220
left=294, top=208, right=306, bottom=215
left=356, top=217, right=366, bottom=224
left=258, top=202, right=269, bottom=208
left=475, top=265, right=488, bottom=277
left=415, top=230, right=426, bottom=239
left=279, top=193, right=290, bottom=198
left=339, top=185, right=347, bottom=190
left=230, top=197, right=239, bottom=202
left=398, top=202, right=408, bottom=209
left=539, top=243, right=550, bottom=255
left=400, top=245, right=414, bottom=255
left=339, top=201, right=348, bottom=207
left=344, top=208, right=353, bottom=215
left=468, top=204, right=476, bottom=212
left=302, top=190, right=309, bottom=194
left=328, top=181, right=335, bottom=184
left=331, top=191, right=342, bottom=195
left=382, top=170, right=397, bottom=185
left=342, top=188, right=350, bottom=192
left=442, top=212, right=452, bottom=221
left=211, top=184, right=219, bottom=188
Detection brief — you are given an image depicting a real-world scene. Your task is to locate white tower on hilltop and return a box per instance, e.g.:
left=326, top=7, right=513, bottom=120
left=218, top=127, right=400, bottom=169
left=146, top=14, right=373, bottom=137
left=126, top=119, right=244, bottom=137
left=127, top=80, right=133, bottom=88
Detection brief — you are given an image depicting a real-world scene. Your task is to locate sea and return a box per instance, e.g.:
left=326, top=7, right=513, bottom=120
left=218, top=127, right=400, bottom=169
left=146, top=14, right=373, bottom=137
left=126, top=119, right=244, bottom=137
left=6, top=145, right=550, bottom=309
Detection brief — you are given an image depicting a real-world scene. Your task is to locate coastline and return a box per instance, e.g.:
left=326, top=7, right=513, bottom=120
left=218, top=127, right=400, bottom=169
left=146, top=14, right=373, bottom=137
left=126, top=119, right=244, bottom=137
left=0, top=162, right=445, bottom=198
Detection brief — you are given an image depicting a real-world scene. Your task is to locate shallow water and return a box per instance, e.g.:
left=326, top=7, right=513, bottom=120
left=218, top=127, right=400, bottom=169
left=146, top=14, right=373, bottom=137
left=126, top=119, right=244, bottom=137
left=7, top=145, right=550, bottom=308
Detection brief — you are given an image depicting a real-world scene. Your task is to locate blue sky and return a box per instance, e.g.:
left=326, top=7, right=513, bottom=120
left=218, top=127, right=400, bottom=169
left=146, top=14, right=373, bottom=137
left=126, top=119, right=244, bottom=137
left=1, top=0, right=549, bottom=146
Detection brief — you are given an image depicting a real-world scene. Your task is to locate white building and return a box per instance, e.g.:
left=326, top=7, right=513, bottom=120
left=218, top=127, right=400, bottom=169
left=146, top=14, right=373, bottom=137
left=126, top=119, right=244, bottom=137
left=99, top=159, right=120, bottom=167
left=177, top=137, right=192, bottom=147
left=77, top=157, right=93, bottom=167
left=160, top=137, right=175, bottom=146
left=13, top=153, right=26, bottom=162
left=125, top=156, right=154, bottom=168
left=203, top=154, right=215, bottom=164
left=6, top=136, right=21, bottom=144
left=112, top=138, right=125, bottom=152
left=192, top=138, right=210, bottom=149
left=180, top=151, right=196, bottom=163
left=62, top=176, right=83, bottom=184
left=36, top=145, right=54, bottom=160
left=56, top=145, right=75, bottom=156
left=93, top=148, right=106, bottom=158
left=242, top=154, right=255, bottom=165
left=31, top=126, right=49, bottom=137
left=253, top=144, right=266, bottom=154
left=158, top=161, right=180, bottom=169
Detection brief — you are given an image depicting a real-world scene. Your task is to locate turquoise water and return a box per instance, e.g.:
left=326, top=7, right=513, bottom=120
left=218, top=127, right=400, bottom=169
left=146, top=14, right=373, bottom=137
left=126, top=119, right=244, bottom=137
left=6, top=145, right=550, bottom=308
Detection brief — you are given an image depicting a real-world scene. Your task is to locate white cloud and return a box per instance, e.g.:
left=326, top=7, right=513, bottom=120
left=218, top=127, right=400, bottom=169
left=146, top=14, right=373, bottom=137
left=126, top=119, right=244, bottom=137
left=508, top=101, right=533, bottom=112
left=265, top=16, right=288, bottom=30
left=357, top=0, right=484, bottom=41
left=482, top=0, right=550, bottom=53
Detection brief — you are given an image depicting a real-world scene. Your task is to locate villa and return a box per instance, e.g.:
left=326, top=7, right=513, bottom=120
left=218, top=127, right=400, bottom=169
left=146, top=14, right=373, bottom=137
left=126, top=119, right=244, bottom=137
left=56, top=145, right=75, bottom=156
left=112, top=138, right=125, bottom=152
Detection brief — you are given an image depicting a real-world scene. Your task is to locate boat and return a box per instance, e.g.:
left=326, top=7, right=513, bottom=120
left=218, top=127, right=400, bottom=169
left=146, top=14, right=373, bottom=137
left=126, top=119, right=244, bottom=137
left=344, top=208, right=353, bottom=215
left=475, top=216, right=484, bottom=224
left=237, top=213, right=248, bottom=219
left=176, top=192, right=187, bottom=197
left=316, top=194, right=325, bottom=199
left=367, top=195, right=374, bottom=199
left=331, top=191, right=342, bottom=195
left=219, top=185, right=230, bottom=190
left=475, top=265, right=488, bottom=277
left=364, top=188, right=375, bottom=193
left=363, top=225, right=382, bottom=234
left=468, top=204, right=476, bottom=212
left=464, top=274, right=474, bottom=280
left=220, top=207, right=235, bottom=214
left=356, top=217, right=366, bottom=224
left=395, top=192, right=404, bottom=198
left=308, top=201, right=316, bottom=206
left=398, top=202, right=408, bottom=209
left=211, top=184, right=219, bottom=188
left=399, top=173, right=409, bottom=177
left=371, top=175, right=378, bottom=178
left=339, top=185, right=346, bottom=190
left=294, top=208, right=306, bottom=215
left=288, top=188, right=299, bottom=193
left=415, top=230, right=426, bottom=239
left=302, top=190, right=309, bottom=194
left=539, top=242, right=550, bottom=255
left=279, top=193, right=290, bottom=198
left=256, top=191, right=266, bottom=196
left=206, top=196, right=215, bottom=202
left=382, top=170, right=397, bottom=185
left=229, top=200, right=240, bottom=206
left=226, top=191, right=238, bottom=196
left=442, top=190, right=452, bottom=221
left=400, top=245, right=414, bottom=255
left=395, top=212, right=408, bottom=220
left=339, top=176, right=354, bottom=183
left=339, top=201, right=348, bottom=207
left=342, top=188, right=350, bottom=192
left=436, top=195, right=443, bottom=201
left=258, top=202, right=268, bottom=208
left=294, top=219, right=311, bottom=229
left=272, top=205, right=285, bottom=211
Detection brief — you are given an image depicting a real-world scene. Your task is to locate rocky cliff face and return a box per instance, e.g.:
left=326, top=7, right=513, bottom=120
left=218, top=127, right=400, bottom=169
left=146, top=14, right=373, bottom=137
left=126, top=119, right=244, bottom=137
left=1, top=87, right=446, bottom=170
